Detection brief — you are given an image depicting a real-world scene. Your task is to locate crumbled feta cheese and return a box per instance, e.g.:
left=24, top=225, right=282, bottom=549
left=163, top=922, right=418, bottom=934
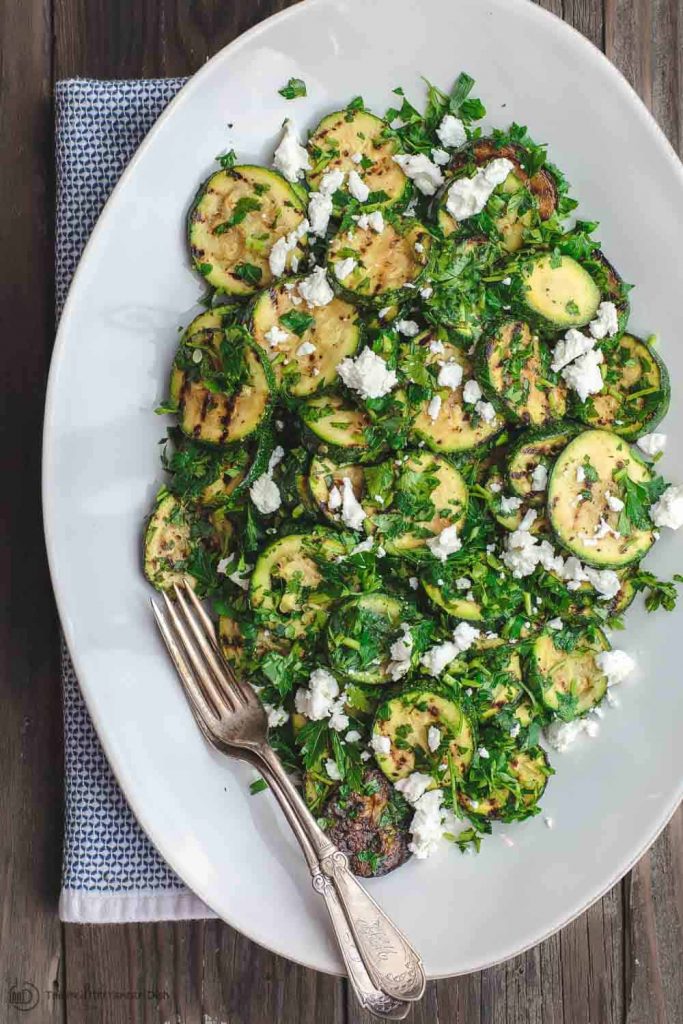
left=510, top=722, right=521, bottom=738
left=351, top=151, right=363, bottom=164
left=337, top=347, right=398, bottom=399
left=347, top=169, right=370, bottom=202
left=605, top=491, right=624, bottom=512
left=265, top=704, right=289, bottom=729
left=345, top=730, right=361, bottom=744
left=272, top=119, right=311, bottom=182
left=328, top=701, right=350, bottom=733
left=420, top=622, right=479, bottom=676
left=420, top=285, right=433, bottom=299
left=445, top=158, right=514, bottom=219
left=395, top=319, right=420, bottom=337
left=378, top=306, right=392, bottom=319
left=489, top=481, right=502, bottom=494
left=437, top=359, right=464, bottom=390
left=296, top=340, right=316, bottom=357
left=462, top=379, right=482, bottom=404
left=360, top=750, right=371, bottom=761
left=268, top=218, right=309, bottom=277
left=250, top=473, right=281, bottom=515
left=638, top=432, right=667, bottom=457
left=531, top=464, right=548, bottom=491
left=589, top=301, right=619, bottom=339
left=327, top=485, right=342, bottom=511
left=392, top=153, right=444, bottom=196
left=268, top=446, right=285, bottom=473
left=298, top=266, right=334, bottom=307
left=408, top=577, right=419, bottom=590
left=650, top=484, right=683, bottom=529
left=502, top=529, right=543, bottom=578
left=371, top=733, right=392, bottom=756
left=562, top=348, right=604, bottom=403
left=477, top=746, right=490, bottom=759
left=350, top=536, right=374, bottom=555
left=191, top=349, right=203, bottom=364
left=420, top=640, right=460, bottom=677
left=295, top=668, right=340, bottom=721
left=334, top=257, right=357, bottom=281
left=406, top=793, right=446, bottom=860
left=307, top=191, right=334, bottom=236
left=340, top=476, right=366, bottom=531
left=551, top=329, right=594, bottom=372
left=395, top=772, right=433, bottom=804
left=427, top=726, right=442, bottom=752
left=584, top=566, right=621, bottom=600
left=576, top=466, right=586, bottom=484
left=475, top=400, right=496, bottom=423
left=227, top=565, right=252, bottom=591
left=429, top=339, right=445, bottom=355
left=500, top=495, right=523, bottom=514
left=547, top=617, right=564, bottom=630
left=356, top=210, right=384, bottom=233
left=431, top=147, right=450, bottom=166
left=595, top=649, right=636, bottom=686
left=519, top=508, right=538, bottom=533
left=264, top=324, right=290, bottom=347
left=427, top=395, right=442, bottom=421
left=387, top=622, right=413, bottom=680
left=320, top=168, right=345, bottom=193
left=325, top=759, right=342, bottom=781
left=455, top=577, right=471, bottom=590
left=545, top=717, right=599, bottom=752
left=436, top=113, right=467, bottom=149
left=426, top=524, right=462, bottom=562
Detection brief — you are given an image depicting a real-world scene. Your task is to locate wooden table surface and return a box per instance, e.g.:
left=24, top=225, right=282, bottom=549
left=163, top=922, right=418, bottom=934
left=2, top=0, right=682, bottom=1020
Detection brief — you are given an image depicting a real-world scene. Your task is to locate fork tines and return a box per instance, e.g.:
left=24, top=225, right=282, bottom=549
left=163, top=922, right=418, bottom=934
left=151, top=580, right=254, bottom=722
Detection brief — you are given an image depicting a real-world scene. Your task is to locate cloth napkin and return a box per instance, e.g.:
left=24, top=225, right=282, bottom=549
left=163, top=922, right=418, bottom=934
left=56, top=78, right=215, bottom=922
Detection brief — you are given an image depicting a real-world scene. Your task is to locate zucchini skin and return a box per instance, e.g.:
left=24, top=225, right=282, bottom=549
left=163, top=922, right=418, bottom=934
left=573, top=334, right=670, bottom=440
left=506, top=422, right=581, bottom=503
left=547, top=429, right=655, bottom=568
left=528, top=629, right=609, bottom=717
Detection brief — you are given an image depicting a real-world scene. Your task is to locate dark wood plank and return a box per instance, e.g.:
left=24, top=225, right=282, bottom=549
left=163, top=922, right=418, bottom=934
left=63, top=922, right=204, bottom=1024
left=0, top=0, right=65, bottom=1018
left=53, top=0, right=299, bottom=79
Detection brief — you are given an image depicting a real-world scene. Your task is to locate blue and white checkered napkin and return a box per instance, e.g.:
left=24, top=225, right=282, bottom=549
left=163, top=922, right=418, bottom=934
left=56, top=78, right=215, bottom=922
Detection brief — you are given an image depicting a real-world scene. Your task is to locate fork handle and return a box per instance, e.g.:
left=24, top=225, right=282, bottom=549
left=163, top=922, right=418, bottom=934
left=255, top=760, right=410, bottom=1020
left=258, top=745, right=426, bottom=1004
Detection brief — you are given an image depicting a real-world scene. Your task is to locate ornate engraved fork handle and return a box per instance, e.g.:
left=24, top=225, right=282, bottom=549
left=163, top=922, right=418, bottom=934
left=256, top=760, right=410, bottom=1020
left=259, top=745, right=426, bottom=1004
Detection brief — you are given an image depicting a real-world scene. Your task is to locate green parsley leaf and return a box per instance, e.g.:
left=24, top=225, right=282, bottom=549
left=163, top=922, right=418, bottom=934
left=233, top=262, right=263, bottom=285
left=279, top=77, right=307, bottom=100
left=280, top=310, right=315, bottom=336
left=214, top=196, right=262, bottom=233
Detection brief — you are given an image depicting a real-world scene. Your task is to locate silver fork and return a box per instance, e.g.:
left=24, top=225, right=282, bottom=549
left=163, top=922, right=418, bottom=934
left=151, top=580, right=426, bottom=1016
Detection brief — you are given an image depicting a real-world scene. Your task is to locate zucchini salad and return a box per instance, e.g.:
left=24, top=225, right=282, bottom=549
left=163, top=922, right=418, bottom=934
left=144, top=73, right=683, bottom=873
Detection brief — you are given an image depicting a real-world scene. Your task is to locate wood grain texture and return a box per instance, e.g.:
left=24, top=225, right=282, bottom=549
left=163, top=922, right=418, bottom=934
left=1, top=0, right=675, bottom=1020
left=0, top=0, right=65, bottom=1018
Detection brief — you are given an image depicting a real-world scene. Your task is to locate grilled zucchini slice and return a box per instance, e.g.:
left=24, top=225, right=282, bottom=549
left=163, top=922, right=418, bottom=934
left=372, top=690, right=475, bottom=782
left=171, top=308, right=269, bottom=445
left=300, top=395, right=371, bottom=449
left=307, top=108, right=409, bottom=207
left=250, top=282, right=360, bottom=395
left=459, top=748, right=551, bottom=821
left=249, top=531, right=345, bottom=633
left=507, top=423, right=579, bottom=505
left=437, top=139, right=557, bottom=251
left=477, top=650, right=524, bottom=721
left=476, top=320, right=567, bottom=426
left=381, top=451, right=468, bottom=554
left=411, top=334, right=504, bottom=452
left=308, top=455, right=393, bottom=524
left=422, top=580, right=483, bottom=622
left=530, top=629, right=609, bottom=716
left=143, top=494, right=196, bottom=592
left=548, top=429, right=654, bottom=567
left=188, top=165, right=307, bottom=294
left=520, top=254, right=601, bottom=328
left=327, top=594, right=405, bottom=684
left=576, top=334, right=670, bottom=439
left=327, top=220, right=431, bottom=301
